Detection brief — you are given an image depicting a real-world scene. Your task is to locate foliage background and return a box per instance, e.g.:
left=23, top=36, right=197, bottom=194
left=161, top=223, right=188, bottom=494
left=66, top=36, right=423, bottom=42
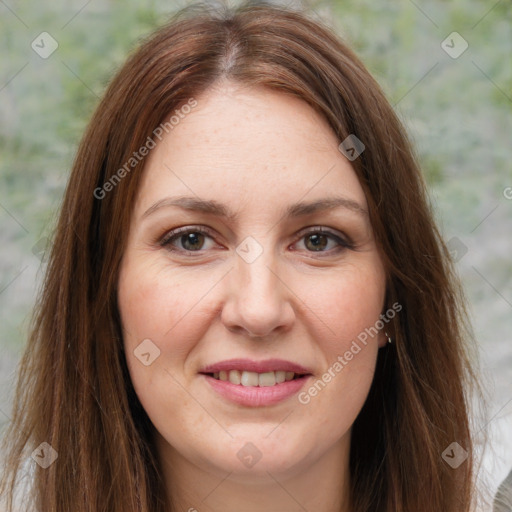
left=1, top=0, right=511, bottom=501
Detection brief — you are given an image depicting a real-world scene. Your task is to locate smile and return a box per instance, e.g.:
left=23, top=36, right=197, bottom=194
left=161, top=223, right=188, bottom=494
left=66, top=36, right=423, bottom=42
left=199, top=359, right=313, bottom=407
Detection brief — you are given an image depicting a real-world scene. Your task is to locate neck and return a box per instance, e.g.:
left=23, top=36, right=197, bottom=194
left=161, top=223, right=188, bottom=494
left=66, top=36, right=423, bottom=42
left=156, top=433, right=352, bottom=512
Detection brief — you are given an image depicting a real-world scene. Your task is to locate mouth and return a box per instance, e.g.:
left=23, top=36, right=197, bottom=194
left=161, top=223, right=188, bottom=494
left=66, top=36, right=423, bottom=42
left=199, top=358, right=313, bottom=406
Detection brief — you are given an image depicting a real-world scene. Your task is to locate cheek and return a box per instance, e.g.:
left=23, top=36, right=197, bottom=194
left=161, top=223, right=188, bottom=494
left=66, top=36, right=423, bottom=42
left=117, top=261, right=214, bottom=427
left=117, top=259, right=230, bottom=423
left=117, top=261, right=213, bottom=357
left=294, top=263, right=385, bottom=413
left=303, top=263, right=386, bottom=351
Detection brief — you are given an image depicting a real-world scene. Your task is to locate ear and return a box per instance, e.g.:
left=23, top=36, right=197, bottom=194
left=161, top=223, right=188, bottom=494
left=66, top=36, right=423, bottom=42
left=377, top=329, right=389, bottom=349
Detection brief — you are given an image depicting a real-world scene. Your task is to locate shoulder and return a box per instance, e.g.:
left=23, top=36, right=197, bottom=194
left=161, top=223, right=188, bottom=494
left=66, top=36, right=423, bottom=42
left=494, top=468, right=512, bottom=512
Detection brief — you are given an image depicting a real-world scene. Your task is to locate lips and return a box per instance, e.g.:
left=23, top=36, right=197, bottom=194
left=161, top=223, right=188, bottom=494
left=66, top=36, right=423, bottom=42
left=199, top=358, right=313, bottom=406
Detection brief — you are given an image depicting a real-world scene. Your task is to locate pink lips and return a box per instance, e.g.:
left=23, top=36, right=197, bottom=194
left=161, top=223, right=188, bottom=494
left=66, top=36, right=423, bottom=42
left=199, top=358, right=312, bottom=407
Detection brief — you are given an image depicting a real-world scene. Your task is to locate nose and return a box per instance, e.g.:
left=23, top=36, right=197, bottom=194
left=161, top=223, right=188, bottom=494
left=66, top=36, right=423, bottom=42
left=220, top=246, right=296, bottom=339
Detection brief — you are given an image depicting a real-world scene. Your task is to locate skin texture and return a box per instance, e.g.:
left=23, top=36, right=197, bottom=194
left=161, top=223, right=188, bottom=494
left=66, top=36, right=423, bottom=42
left=117, top=80, right=388, bottom=512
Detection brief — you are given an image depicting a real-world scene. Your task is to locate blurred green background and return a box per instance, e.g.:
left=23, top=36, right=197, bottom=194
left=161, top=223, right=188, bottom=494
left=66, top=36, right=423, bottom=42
left=0, top=0, right=511, bottom=500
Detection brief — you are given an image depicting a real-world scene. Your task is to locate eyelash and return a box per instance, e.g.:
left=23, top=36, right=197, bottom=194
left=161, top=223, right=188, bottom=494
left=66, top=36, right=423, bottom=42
left=158, top=225, right=354, bottom=256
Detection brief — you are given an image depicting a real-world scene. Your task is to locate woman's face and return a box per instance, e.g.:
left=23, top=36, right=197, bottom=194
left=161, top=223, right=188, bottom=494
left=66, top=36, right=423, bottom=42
left=118, top=81, right=387, bottom=480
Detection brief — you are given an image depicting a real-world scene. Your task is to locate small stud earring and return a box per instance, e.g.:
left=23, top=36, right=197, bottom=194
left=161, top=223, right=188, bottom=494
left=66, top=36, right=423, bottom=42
left=385, top=331, right=393, bottom=344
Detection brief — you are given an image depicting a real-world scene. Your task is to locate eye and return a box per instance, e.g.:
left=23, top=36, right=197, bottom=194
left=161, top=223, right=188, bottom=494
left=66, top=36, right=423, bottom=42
left=159, top=225, right=352, bottom=255
left=293, top=227, right=352, bottom=254
left=160, top=226, right=218, bottom=252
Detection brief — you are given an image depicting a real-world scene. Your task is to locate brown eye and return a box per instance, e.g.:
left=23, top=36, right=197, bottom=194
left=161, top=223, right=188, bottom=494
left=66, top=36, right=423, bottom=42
left=304, top=233, right=330, bottom=251
left=293, top=227, right=353, bottom=255
left=179, top=232, right=206, bottom=251
left=160, top=226, right=217, bottom=253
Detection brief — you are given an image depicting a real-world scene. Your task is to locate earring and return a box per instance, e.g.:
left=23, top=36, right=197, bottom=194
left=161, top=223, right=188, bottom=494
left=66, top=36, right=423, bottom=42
left=385, top=331, right=393, bottom=344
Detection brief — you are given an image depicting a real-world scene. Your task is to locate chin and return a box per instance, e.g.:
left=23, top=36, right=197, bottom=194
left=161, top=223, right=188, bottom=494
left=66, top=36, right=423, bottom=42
left=202, top=432, right=314, bottom=479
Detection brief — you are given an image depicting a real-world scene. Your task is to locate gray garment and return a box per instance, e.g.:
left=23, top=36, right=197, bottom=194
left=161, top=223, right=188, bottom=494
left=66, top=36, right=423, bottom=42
left=494, top=469, right=512, bottom=512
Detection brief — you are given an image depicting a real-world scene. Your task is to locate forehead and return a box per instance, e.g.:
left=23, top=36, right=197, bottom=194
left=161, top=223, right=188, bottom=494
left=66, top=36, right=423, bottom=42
left=133, top=82, right=367, bottom=219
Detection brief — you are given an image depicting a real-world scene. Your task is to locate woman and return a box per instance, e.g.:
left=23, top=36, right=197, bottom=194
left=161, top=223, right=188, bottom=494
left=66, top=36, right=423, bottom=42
left=0, top=2, right=483, bottom=511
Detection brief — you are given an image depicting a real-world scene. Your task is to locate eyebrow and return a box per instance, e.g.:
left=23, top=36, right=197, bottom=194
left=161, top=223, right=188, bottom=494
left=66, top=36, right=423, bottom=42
left=141, top=195, right=368, bottom=221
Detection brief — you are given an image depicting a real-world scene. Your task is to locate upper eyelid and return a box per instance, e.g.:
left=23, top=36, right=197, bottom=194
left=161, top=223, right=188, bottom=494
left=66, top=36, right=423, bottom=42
left=295, top=225, right=345, bottom=237
left=163, top=225, right=215, bottom=237
left=159, top=225, right=216, bottom=247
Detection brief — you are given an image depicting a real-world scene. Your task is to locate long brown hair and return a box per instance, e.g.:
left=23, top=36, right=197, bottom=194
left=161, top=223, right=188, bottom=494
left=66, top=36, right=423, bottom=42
left=0, top=2, right=482, bottom=510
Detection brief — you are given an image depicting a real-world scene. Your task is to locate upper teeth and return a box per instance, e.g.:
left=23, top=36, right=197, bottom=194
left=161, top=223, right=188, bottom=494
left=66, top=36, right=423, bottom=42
left=212, top=370, right=297, bottom=386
